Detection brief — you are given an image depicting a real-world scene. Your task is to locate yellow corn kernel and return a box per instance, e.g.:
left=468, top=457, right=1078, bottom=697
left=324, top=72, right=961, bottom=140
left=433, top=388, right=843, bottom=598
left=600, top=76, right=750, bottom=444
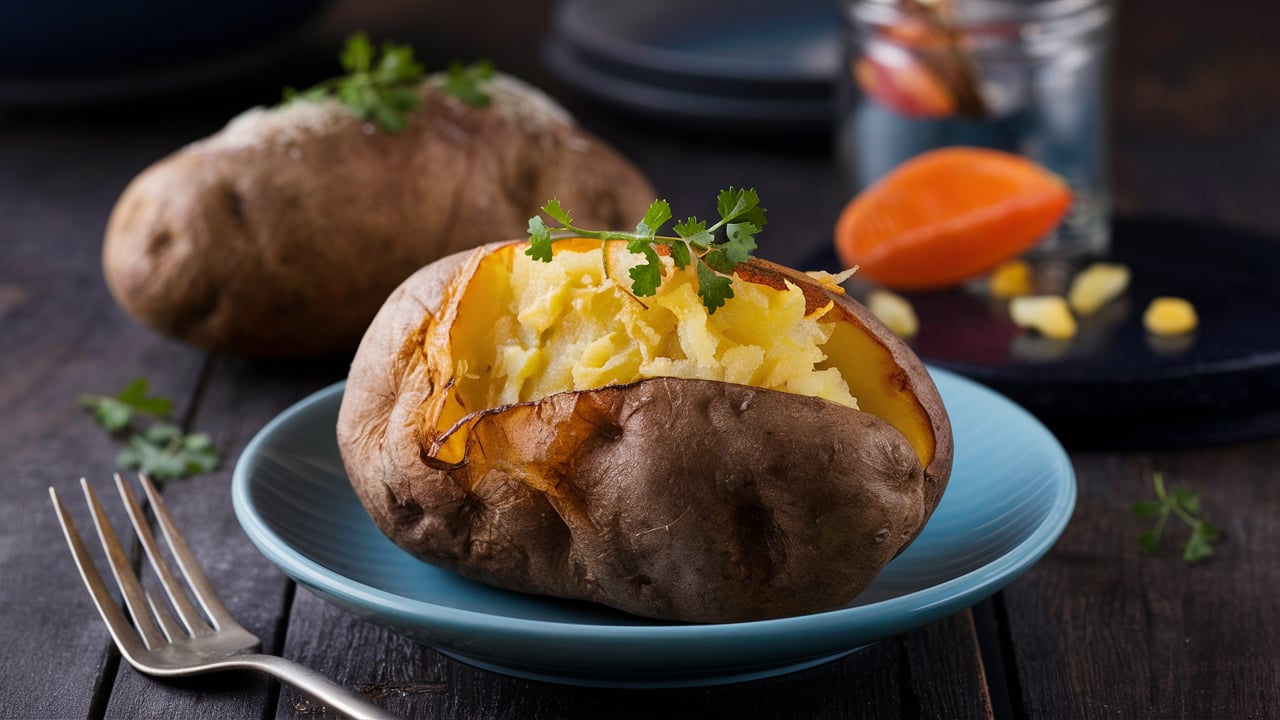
left=1068, top=262, right=1131, bottom=316
left=867, top=289, right=919, bottom=338
left=1009, top=295, right=1078, bottom=340
left=989, top=260, right=1034, bottom=299
left=1144, top=297, right=1198, bottom=335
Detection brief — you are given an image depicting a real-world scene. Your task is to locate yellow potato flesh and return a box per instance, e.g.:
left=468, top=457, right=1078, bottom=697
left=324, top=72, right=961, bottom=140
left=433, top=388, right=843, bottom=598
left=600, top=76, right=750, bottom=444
left=435, top=241, right=935, bottom=468
left=819, top=321, right=936, bottom=468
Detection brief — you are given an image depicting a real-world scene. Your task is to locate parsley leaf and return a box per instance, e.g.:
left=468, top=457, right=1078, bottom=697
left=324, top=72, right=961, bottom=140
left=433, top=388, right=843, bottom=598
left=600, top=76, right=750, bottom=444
left=377, top=42, right=423, bottom=82
left=444, top=60, right=496, bottom=107
left=716, top=187, right=768, bottom=230
left=700, top=247, right=735, bottom=275
left=524, top=189, right=766, bottom=313
left=635, top=199, right=672, bottom=238
left=1131, top=500, right=1161, bottom=518
left=674, top=217, right=714, bottom=251
left=117, top=423, right=220, bottom=481
left=696, top=262, right=735, bottom=312
left=666, top=239, right=693, bottom=269
left=1132, top=472, right=1221, bottom=563
left=723, top=222, right=759, bottom=263
left=628, top=245, right=664, bottom=297
left=1183, top=521, right=1220, bottom=562
left=340, top=32, right=375, bottom=73
left=541, top=198, right=573, bottom=227
left=526, top=215, right=553, bottom=262
left=80, top=378, right=174, bottom=433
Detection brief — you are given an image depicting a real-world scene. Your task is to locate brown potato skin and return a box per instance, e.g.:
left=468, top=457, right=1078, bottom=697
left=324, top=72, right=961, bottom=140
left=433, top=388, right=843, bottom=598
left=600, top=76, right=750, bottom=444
left=102, top=79, right=654, bottom=358
left=337, top=243, right=953, bottom=623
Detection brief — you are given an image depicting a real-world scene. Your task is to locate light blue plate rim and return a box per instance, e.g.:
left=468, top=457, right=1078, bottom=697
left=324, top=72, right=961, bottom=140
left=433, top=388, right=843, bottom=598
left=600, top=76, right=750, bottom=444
left=232, top=367, right=1074, bottom=673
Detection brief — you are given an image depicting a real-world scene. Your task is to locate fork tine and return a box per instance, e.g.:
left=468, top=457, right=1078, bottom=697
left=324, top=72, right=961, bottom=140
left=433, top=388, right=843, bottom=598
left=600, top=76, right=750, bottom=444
left=115, top=473, right=215, bottom=638
left=49, top=486, right=150, bottom=661
left=78, top=478, right=168, bottom=650
left=136, top=473, right=239, bottom=630
left=142, top=589, right=183, bottom=642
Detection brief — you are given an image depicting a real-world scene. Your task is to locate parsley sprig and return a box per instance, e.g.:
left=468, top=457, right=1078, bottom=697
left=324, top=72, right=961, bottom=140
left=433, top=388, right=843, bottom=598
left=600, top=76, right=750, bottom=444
left=80, top=378, right=172, bottom=433
left=80, top=378, right=220, bottom=481
left=526, top=188, right=767, bottom=313
left=443, top=60, right=496, bottom=107
left=284, top=34, right=494, bottom=132
left=1132, top=472, right=1221, bottom=562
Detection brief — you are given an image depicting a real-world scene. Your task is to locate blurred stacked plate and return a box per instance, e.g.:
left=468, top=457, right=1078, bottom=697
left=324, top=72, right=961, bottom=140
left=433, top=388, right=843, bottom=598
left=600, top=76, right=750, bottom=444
left=543, top=0, right=842, bottom=134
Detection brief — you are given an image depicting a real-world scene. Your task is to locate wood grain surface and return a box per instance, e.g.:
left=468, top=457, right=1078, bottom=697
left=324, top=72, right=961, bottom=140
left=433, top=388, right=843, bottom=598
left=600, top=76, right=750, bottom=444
left=1, top=0, right=1276, bottom=718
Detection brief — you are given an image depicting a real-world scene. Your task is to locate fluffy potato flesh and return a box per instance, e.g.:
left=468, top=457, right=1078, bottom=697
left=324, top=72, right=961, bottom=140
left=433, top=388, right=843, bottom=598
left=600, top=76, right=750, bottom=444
left=337, top=239, right=952, bottom=622
left=435, top=241, right=876, bottom=462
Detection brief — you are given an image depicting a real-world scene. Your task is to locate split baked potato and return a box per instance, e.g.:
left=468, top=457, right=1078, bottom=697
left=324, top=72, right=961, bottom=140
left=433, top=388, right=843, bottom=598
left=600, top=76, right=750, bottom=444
left=102, top=75, right=654, bottom=357
left=337, top=239, right=953, bottom=623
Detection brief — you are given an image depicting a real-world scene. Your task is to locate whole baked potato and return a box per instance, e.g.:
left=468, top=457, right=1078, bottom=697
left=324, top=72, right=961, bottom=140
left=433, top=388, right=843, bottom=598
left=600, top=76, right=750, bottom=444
left=102, top=75, right=654, bottom=357
left=337, top=239, right=953, bottom=623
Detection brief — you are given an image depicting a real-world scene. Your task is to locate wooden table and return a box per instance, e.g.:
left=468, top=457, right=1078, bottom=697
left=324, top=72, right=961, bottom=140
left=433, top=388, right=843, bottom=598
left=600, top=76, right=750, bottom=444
left=3, top=1, right=1277, bottom=717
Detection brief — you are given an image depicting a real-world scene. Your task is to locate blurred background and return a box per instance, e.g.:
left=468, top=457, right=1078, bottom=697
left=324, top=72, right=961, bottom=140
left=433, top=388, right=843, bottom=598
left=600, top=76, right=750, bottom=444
left=5, top=0, right=1275, bottom=231
left=3, top=0, right=1278, bottom=447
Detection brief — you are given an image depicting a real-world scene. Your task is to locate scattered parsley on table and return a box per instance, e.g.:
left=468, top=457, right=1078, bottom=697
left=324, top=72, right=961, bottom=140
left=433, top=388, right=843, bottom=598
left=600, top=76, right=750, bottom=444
left=1133, top=472, right=1221, bottom=562
left=80, top=377, right=220, bottom=481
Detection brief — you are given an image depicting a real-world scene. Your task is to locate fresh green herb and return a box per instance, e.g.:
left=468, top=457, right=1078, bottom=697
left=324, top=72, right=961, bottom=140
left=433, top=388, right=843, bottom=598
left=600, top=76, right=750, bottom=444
left=1133, top=472, right=1221, bottom=562
left=444, top=60, right=496, bottom=107
left=283, top=34, right=494, bottom=132
left=526, top=188, right=767, bottom=313
left=79, top=378, right=174, bottom=433
left=117, top=423, right=220, bottom=481
left=80, top=378, right=220, bottom=481
left=283, top=33, right=424, bottom=132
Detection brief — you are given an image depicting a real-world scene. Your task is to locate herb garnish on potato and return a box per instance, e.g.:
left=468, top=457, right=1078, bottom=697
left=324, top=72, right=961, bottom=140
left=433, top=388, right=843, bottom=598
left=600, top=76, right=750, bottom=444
left=527, top=188, right=767, bottom=312
left=283, top=34, right=495, bottom=132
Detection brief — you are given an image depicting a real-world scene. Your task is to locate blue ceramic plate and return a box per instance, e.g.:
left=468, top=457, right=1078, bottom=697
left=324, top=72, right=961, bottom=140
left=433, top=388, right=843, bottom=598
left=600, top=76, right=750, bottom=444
left=232, top=368, right=1074, bottom=687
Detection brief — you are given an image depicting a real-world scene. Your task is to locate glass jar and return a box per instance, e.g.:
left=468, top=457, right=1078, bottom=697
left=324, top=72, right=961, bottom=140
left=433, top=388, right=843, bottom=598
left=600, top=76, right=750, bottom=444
left=837, top=0, right=1116, bottom=260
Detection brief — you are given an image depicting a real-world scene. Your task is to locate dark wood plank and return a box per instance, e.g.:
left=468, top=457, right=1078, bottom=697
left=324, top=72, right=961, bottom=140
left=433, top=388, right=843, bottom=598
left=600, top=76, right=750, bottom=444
left=101, top=355, right=349, bottom=719
left=273, top=584, right=915, bottom=720
left=905, top=610, right=995, bottom=720
left=0, top=127, right=207, bottom=719
left=1003, top=446, right=1280, bottom=718
left=272, top=587, right=993, bottom=718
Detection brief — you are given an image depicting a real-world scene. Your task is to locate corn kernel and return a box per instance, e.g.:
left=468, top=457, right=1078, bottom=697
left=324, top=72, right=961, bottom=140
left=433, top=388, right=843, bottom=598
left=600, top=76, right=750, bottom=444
left=989, top=260, right=1034, bottom=299
left=1068, top=262, right=1131, bottom=315
left=1009, top=295, right=1078, bottom=340
left=867, top=289, right=919, bottom=338
left=1144, top=297, right=1198, bottom=335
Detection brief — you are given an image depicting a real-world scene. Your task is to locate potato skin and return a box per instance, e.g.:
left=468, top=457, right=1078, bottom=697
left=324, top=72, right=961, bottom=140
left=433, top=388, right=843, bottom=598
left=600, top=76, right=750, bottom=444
left=337, top=243, right=953, bottom=623
left=102, top=76, right=654, bottom=357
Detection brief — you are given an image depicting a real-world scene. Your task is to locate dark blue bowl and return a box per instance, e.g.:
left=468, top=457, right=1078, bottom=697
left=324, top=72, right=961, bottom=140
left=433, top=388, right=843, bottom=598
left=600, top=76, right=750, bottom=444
left=1, top=0, right=329, bottom=73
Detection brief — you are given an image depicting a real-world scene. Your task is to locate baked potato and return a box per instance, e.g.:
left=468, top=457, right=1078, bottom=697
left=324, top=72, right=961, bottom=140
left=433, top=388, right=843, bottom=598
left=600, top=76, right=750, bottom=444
left=102, top=74, right=654, bottom=357
left=337, top=239, right=953, bottom=623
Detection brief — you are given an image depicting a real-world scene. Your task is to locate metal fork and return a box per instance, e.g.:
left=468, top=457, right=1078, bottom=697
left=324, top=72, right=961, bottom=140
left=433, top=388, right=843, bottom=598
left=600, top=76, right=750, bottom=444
left=50, top=473, right=398, bottom=720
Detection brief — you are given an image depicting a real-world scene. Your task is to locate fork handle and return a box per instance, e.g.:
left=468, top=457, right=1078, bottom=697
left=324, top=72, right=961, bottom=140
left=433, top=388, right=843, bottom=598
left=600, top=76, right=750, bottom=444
left=231, top=653, right=400, bottom=719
